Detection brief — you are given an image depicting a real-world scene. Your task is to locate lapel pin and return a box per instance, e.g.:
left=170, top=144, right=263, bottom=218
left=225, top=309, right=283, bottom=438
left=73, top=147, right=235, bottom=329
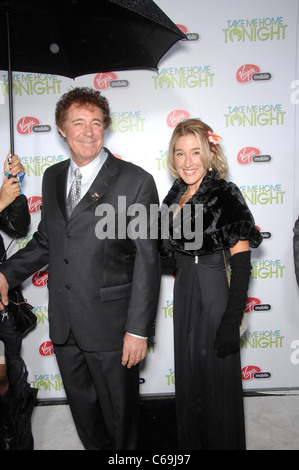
left=92, top=192, right=100, bottom=201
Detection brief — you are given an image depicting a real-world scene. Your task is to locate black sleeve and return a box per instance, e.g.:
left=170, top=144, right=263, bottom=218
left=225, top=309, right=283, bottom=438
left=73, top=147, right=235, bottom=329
left=220, top=182, right=263, bottom=249
left=0, top=194, right=31, bottom=238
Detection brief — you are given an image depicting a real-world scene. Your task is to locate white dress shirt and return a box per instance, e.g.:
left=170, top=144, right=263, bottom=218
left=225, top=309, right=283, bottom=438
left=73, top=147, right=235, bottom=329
left=66, top=147, right=108, bottom=201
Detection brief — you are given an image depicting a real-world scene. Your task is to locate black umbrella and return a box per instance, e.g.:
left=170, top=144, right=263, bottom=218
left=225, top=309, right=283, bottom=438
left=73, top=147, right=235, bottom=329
left=0, top=0, right=185, bottom=153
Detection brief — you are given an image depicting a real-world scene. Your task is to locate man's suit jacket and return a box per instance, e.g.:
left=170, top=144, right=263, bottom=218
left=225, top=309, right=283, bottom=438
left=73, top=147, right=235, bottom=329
left=0, top=149, right=161, bottom=351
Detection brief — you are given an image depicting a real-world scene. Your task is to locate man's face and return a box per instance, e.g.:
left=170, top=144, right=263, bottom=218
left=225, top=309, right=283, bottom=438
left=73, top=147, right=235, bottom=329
left=58, top=103, right=106, bottom=166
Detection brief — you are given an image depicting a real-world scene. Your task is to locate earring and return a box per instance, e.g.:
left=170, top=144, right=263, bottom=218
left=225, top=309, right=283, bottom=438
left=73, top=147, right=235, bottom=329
left=208, top=164, right=213, bottom=171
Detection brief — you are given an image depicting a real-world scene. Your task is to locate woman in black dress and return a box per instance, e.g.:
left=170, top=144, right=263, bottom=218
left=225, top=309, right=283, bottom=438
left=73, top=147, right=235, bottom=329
left=160, top=119, right=262, bottom=450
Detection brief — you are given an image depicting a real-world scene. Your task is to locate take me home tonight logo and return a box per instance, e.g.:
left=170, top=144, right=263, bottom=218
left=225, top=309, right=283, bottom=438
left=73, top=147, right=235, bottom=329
left=152, top=65, right=215, bottom=90
left=223, top=16, right=287, bottom=42
left=0, top=73, right=62, bottom=97
left=224, top=104, right=286, bottom=127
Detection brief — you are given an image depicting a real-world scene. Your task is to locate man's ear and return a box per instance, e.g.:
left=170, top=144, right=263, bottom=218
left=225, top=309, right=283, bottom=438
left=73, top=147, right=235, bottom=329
left=58, top=126, right=66, bottom=139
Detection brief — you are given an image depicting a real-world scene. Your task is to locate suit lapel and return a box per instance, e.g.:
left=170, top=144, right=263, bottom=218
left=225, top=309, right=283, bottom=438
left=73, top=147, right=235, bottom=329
left=56, top=160, right=70, bottom=220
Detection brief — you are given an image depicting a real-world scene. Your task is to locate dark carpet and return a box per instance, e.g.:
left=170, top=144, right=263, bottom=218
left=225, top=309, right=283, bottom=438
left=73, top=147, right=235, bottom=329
left=138, top=397, right=177, bottom=450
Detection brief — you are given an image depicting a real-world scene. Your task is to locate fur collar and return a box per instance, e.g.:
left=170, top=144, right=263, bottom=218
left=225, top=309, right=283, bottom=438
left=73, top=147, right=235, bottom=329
left=161, top=169, right=262, bottom=256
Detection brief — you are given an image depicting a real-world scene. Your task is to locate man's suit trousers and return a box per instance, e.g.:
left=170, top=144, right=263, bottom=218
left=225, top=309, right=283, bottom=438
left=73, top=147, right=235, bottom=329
left=53, top=331, right=140, bottom=450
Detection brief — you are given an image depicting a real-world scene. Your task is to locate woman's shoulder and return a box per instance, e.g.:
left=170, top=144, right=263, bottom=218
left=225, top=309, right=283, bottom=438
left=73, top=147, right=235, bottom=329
left=215, top=178, right=244, bottom=201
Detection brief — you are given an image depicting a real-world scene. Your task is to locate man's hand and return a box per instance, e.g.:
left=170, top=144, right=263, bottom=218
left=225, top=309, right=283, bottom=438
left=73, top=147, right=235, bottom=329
left=122, top=333, right=147, bottom=368
left=0, top=273, right=9, bottom=311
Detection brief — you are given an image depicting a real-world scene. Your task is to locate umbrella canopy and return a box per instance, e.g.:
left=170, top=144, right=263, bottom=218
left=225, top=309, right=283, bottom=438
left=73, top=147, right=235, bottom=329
left=0, top=0, right=185, bottom=77
left=0, top=0, right=186, bottom=152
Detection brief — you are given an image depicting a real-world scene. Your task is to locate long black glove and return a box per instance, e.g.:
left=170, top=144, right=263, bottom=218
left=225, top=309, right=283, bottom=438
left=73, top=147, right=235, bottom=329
left=214, top=250, right=252, bottom=359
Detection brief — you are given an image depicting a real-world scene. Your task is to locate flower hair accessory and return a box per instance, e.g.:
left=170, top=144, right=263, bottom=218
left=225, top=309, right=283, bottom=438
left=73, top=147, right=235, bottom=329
left=208, top=130, right=222, bottom=146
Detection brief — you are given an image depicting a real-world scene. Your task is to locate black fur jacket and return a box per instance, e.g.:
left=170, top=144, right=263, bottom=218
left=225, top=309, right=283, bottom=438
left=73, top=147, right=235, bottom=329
left=160, top=169, right=263, bottom=257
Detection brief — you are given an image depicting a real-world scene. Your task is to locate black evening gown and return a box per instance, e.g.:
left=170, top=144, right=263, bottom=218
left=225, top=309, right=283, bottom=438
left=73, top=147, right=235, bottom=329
left=172, top=249, right=246, bottom=450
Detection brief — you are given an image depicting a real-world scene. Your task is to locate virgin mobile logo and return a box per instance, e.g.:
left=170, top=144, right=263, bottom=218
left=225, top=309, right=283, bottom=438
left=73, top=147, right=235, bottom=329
left=17, top=117, right=39, bottom=135
left=241, top=365, right=261, bottom=380
left=39, top=341, right=54, bottom=357
left=17, top=117, right=51, bottom=135
left=237, top=147, right=271, bottom=164
left=32, top=270, right=48, bottom=287
left=93, top=72, right=129, bottom=90
left=177, top=24, right=199, bottom=41
left=167, top=110, right=190, bottom=128
left=28, top=196, right=42, bottom=213
left=242, top=365, right=271, bottom=380
left=236, top=64, right=271, bottom=83
left=245, top=297, right=271, bottom=313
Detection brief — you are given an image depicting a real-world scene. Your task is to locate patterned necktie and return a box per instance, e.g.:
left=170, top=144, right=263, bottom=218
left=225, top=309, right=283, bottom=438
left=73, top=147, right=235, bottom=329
left=66, top=168, right=82, bottom=218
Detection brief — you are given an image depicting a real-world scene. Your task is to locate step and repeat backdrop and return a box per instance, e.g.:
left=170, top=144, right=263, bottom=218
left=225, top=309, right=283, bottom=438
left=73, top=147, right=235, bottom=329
left=0, top=0, right=299, bottom=400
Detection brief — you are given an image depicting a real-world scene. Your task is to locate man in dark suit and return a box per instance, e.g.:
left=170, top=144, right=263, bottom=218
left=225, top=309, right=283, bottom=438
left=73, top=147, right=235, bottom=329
left=0, top=88, right=160, bottom=450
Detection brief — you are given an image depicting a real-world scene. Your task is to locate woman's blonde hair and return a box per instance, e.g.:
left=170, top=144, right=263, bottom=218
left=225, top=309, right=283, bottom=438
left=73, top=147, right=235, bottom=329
left=167, top=118, right=228, bottom=179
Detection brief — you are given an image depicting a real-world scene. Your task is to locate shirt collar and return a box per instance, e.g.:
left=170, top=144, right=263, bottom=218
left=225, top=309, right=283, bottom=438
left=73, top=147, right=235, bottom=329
left=69, top=147, right=107, bottom=183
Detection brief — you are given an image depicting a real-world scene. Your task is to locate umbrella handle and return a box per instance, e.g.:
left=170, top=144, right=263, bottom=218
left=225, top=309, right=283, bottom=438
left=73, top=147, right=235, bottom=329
left=6, top=5, right=14, bottom=155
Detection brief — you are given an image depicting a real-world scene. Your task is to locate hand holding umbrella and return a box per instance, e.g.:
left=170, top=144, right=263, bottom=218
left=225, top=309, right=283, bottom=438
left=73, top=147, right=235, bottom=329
left=3, top=151, right=25, bottom=194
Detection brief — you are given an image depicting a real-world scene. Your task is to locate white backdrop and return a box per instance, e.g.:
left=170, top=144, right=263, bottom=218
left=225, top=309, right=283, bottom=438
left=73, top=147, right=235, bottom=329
left=0, top=0, right=299, bottom=400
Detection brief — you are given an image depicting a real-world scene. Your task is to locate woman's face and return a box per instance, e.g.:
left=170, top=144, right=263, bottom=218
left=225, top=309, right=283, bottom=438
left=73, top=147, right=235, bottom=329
left=174, top=133, right=207, bottom=192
